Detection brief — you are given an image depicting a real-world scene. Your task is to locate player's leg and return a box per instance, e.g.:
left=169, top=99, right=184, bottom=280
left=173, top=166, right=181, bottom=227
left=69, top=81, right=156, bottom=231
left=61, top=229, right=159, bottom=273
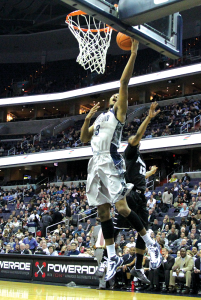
left=130, top=239, right=150, bottom=284
left=115, top=197, right=152, bottom=245
left=98, top=203, right=123, bottom=281
left=115, top=196, right=162, bottom=269
left=95, top=228, right=121, bottom=278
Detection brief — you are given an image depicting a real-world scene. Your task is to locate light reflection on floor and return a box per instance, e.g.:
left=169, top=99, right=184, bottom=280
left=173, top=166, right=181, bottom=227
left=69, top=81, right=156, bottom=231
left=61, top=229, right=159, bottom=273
left=0, top=281, right=193, bottom=300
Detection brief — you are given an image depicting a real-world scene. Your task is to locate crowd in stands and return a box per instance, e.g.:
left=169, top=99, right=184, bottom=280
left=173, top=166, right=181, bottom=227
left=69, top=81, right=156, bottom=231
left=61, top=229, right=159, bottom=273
left=0, top=173, right=200, bottom=293
left=1, top=36, right=201, bottom=99
left=0, top=95, right=200, bottom=157
left=123, top=96, right=201, bottom=140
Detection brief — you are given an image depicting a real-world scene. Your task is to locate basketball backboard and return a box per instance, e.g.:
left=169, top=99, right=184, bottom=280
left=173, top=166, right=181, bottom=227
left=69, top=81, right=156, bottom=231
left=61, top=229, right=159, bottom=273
left=61, top=0, right=200, bottom=59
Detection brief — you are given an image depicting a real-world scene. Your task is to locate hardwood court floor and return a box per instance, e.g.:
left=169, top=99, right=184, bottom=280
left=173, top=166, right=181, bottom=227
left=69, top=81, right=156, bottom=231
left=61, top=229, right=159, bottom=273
left=0, top=280, right=194, bottom=300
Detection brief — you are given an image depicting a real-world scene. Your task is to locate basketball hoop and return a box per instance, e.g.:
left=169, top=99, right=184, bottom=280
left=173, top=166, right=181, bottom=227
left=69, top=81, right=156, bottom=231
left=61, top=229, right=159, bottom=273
left=66, top=10, right=113, bottom=74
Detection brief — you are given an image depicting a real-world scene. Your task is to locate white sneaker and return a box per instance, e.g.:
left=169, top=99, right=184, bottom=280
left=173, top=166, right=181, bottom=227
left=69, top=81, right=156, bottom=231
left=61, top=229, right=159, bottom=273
left=148, top=242, right=162, bottom=269
left=104, top=255, right=123, bottom=281
left=130, top=268, right=150, bottom=284
left=95, top=260, right=107, bottom=278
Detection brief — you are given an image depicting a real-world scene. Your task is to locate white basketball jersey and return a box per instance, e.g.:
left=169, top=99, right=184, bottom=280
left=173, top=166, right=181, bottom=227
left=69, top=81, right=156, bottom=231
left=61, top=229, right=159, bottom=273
left=91, top=108, right=124, bottom=153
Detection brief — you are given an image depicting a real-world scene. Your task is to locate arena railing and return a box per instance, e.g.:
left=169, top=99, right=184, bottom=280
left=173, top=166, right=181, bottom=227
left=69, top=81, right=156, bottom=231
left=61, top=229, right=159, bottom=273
left=180, top=114, right=200, bottom=134
left=166, top=165, right=184, bottom=183
left=46, top=219, right=69, bottom=236
left=33, top=133, right=41, bottom=145
left=53, top=118, right=73, bottom=136
left=21, top=140, right=28, bottom=149
left=77, top=208, right=97, bottom=223
left=194, top=114, right=201, bottom=128
left=146, top=179, right=155, bottom=190
left=7, top=147, right=15, bottom=156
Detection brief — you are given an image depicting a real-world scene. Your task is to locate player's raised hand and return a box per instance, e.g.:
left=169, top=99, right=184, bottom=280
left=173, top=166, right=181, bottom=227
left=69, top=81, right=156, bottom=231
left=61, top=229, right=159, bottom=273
left=86, top=102, right=100, bottom=120
left=150, top=165, right=158, bottom=174
left=148, top=101, right=160, bottom=119
left=130, top=38, right=139, bottom=55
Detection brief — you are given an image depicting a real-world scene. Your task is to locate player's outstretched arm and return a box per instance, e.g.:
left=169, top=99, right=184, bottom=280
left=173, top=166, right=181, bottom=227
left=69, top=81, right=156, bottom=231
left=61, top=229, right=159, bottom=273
left=128, top=101, right=160, bottom=146
left=115, top=39, right=139, bottom=123
left=80, top=102, right=100, bottom=143
left=145, top=165, right=158, bottom=179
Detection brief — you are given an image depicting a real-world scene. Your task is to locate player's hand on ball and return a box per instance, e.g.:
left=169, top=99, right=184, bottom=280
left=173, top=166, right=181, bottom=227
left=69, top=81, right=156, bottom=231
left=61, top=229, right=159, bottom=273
left=131, top=39, right=139, bottom=55
left=86, top=102, right=100, bottom=120
left=149, top=101, right=160, bottom=119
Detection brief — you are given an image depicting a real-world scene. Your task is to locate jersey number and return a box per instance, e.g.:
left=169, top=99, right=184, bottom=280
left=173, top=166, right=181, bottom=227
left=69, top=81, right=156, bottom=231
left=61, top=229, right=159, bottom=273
left=95, top=125, right=100, bottom=136
left=139, top=165, right=146, bottom=176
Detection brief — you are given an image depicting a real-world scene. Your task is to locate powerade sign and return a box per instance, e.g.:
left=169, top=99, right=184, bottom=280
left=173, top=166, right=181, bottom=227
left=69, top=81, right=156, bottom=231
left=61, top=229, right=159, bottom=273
left=0, top=259, right=32, bottom=279
left=0, top=255, right=99, bottom=285
left=33, top=259, right=99, bottom=285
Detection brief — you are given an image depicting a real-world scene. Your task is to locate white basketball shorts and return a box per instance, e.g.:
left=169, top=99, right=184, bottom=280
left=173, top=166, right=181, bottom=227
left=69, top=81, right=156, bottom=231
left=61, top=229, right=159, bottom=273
left=86, top=152, right=133, bottom=207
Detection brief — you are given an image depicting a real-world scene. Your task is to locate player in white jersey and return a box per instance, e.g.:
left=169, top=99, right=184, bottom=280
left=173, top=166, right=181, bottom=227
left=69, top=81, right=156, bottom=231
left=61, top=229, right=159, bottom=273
left=81, top=39, right=160, bottom=281
left=86, top=107, right=132, bottom=207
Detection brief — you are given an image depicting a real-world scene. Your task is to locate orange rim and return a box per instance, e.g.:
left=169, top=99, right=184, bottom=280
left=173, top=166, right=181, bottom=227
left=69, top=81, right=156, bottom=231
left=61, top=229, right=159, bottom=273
left=66, top=10, right=113, bottom=32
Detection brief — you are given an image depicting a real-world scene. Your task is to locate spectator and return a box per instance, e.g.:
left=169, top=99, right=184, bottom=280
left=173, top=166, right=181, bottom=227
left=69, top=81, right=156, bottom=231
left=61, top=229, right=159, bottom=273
left=197, top=182, right=201, bottom=194
left=182, top=173, right=191, bottom=183
left=190, top=185, right=198, bottom=196
left=13, top=244, right=21, bottom=254
left=51, top=207, right=63, bottom=230
left=144, top=188, right=151, bottom=199
left=83, top=219, right=92, bottom=232
left=183, top=180, right=193, bottom=189
left=40, top=240, right=49, bottom=255
left=48, top=245, right=58, bottom=256
left=23, top=233, right=38, bottom=253
left=68, top=242, right=80, bottom=256
left=41, top=211, right=52, bottom=237
left=20, top=243, right=30, bottom=254
left=126, top=236, right=136, bottom=248
left=117, top=247, right=136, bottom=289
left=73, top=224, right=84, bottom=236
left=151, top=219, right=160, bottom=233
left=162, top=189, right=173, bottom=212
left=167, top=227, right=178, bottom=243
left=148, top=247, right=175, bottom=292
left=191, top=249, right=201, bottom=294
left=177, top=203, right=189, bottom=217
left=169, top=174, right=178, bottom=183
left=147, top=195, right=156, bottom=209
left=194, top=236, right=201, bottom=251
left=169, top=248, right=194, bottom=294
left=28, top=210, right=40, bottom=224
left=4, top=244, right=13, bottom=254
left=25, top=244, right=32, bottom=254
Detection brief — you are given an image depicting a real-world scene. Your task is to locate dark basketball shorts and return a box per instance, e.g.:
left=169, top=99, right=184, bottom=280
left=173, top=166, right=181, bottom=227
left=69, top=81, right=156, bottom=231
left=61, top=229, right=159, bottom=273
left=113, top=190, right=148, bottom=230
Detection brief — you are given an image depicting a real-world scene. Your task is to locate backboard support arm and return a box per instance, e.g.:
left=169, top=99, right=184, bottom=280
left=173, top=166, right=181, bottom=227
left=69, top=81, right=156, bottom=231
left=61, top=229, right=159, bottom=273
left=62, top=0, right=183, bottom=59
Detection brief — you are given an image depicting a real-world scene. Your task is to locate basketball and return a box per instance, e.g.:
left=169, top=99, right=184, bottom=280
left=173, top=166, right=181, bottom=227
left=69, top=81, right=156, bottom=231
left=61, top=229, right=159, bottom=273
left=116, top=32, right=132, bottom=51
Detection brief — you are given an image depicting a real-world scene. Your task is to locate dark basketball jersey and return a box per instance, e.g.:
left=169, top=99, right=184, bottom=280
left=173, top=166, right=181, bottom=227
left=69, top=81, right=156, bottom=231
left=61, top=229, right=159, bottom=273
left=124, top=143, right=146, bottom=191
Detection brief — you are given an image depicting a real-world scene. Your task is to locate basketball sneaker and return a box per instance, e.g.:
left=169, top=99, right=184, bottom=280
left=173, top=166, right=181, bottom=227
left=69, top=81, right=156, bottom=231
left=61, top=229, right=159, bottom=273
left=95, top=260, right=107, bottom=278
left=104, top=255, right=123, bottom=281
left=147, top=242, right=162, bottom=269
left=130, top=267, right=150, bottom=284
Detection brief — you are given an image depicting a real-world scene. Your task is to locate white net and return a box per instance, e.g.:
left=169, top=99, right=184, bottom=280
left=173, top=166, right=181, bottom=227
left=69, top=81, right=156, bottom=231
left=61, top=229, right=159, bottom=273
left=66, top=13, right=113, bottom=74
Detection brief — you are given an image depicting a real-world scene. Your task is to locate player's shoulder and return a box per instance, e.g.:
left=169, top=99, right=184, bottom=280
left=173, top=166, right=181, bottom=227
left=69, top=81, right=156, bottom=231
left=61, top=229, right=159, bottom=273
left=124, top=142, right=138, bottom=159
left=125, top=142, right=138, bottom=152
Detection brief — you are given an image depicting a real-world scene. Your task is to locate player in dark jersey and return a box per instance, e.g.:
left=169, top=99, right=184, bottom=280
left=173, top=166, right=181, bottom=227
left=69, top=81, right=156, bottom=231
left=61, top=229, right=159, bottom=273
left=96, top=102, right=160, bottom=284
left=116, top=101, right=160, bottom=282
